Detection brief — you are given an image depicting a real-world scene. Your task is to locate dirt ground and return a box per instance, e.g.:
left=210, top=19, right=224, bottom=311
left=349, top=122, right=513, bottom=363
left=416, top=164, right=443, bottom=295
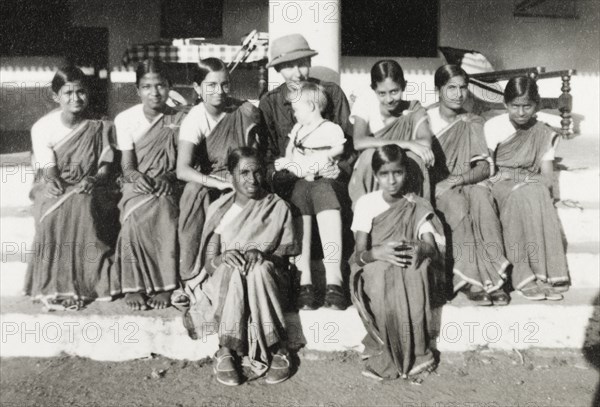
left=1, top=348, right=599, bottom=407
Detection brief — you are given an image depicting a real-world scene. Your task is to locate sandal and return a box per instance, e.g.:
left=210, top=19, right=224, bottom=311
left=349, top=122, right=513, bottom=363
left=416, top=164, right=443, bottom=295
left=265, top=352, right=291, bottom=384
left=213, top=351, right=241, bottom=386
left=517, top=283, right=546, bottom=301
left=171, top=290, right=190, bottom=310
left=538, top=282, right=564, bottom=301
left=550, top=282, right=570, bottom=293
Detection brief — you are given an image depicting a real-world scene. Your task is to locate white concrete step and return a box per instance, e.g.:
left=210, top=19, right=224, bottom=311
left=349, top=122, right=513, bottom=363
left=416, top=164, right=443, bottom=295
left=1, top=251, right=598, bottom=299
left=0, top=164, right=34, bottom=210
left=558, top=168, right=599, bottom=206
left=1, top=290, right=598, bottom=361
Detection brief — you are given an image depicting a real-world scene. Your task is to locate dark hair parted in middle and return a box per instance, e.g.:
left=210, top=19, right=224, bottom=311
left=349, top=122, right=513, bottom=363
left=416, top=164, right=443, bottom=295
left=371, top=144, right=407, bottom=173
left=193, top=58, right=228, bottom=85
left=504, top=76, right=541, bottom=104
left=370, top=60, right=407, bottom=91
left=434, top=64, right=469, bottom=89
left=226, top=147, right=265, bottom=174
left=51, top=65, right=88, bottom=94
left=135, top=58, right=171, bottom=87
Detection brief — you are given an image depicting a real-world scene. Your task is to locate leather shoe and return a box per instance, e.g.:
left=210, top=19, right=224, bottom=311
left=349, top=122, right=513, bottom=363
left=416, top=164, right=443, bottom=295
left=463, top=288, right=492, bottom=306
left=296, top=285, right=318, bottom=310
left=265, top=352, right=291, bottom=384
left=213, top=351, right=241, bottom=386
left=489, top=289, right=510, bottom=306
left=324, top=284, right=347, bottom=310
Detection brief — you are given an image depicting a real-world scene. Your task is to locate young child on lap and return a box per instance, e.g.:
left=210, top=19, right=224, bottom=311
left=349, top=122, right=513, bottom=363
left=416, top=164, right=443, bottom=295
left=275, top=81, right=347, bottom=310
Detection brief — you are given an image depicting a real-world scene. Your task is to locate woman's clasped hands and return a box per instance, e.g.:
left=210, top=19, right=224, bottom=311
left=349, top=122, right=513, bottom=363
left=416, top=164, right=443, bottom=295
left=371, top=240, right=422, bottom=269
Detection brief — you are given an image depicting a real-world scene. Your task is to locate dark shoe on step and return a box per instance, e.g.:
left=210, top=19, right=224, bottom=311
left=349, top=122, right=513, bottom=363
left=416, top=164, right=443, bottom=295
left=489, top=289, right=510, bottom=306
left=324, top=284, right=347, bottom=310
left=296, top=285, right=318, bottom=310
left=463, top=288, right=492, bottom=306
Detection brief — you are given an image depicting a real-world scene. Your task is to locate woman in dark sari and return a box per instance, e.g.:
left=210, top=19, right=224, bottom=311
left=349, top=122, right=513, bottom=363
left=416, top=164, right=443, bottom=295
left=484, top=76, right=569, bottom=300
left=111, top=59, right=186, bottom=310
left=428, top=65, right=510, bottom=305
left=176, top=58, right=262, bottom=279
left=351, top=145, right=445, bottom=380
left=25, top=66, right=115, bottom=309
left=182, top=148, right=299, bottom=386
left=349, top=60, right=435, bottom=205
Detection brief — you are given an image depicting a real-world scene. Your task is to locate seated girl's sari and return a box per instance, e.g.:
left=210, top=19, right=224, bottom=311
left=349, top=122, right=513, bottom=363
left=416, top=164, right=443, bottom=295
left=348, top=101, right=431, bottom=206
left=351, top=193, right=445, bottom=379
left=111, top=108, right=185, bottom=296
left=429, top=109, right=509, bottom=293
left=485, top=118, right=569, bottom=290
left=183, top=192, right=300, bottom=374
left=25, top=119, right=115, bottom=302
left=178, top=101, right=261, bottom=279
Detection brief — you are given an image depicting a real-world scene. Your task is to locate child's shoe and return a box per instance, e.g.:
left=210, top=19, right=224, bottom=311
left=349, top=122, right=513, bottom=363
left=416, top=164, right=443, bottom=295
left=297, top=285, right=318, bottom=310
left=324, top=285, right=347, bottom=310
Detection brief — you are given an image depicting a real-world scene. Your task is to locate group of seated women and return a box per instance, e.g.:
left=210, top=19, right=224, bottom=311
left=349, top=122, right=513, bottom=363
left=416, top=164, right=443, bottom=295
left=25, top=33, right=570, bottom=384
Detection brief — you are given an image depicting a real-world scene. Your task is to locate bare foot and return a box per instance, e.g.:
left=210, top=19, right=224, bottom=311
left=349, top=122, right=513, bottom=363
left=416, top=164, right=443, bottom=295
left=147, top=291, right=172, bottom=309
left=125, top=292, right=148, bottom=311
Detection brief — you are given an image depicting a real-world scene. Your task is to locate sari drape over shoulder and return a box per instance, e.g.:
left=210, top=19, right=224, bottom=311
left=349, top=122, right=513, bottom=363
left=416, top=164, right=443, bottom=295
left=487, top=119, right=569, bottom=289
left=430, top=111, right=508, bottom=293
left=111, top=109, right=185, bottom=296
left=184, top=192, right=300, bottom=371
left=178, top=101, right=261, bottom=278
left=351, top=194, right=445, bottom=379
left=25, top=119, right=116, bottom=301
left=348, top=101, right=431, bottom=206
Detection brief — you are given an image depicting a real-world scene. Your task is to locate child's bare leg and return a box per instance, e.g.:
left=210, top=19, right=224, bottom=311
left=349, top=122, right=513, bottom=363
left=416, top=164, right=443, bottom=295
left=315, top=209, right=343, bottom=286
left=294, top=215, right=313, bottom=286
left=294, top=215, right=318, bottom=310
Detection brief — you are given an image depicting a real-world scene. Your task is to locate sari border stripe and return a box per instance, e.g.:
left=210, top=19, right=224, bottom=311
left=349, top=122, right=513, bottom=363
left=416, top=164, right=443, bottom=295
left=122, top=195, right=156, bottom=222
left=53, top=120, right=89, bottom=150
left=39, top=189, right=78, bottom=223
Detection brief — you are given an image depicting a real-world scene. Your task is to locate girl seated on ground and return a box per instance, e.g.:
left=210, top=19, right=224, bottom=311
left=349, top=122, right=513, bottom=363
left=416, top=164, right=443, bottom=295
left=25, top=65, right=115, bottom=310
left=351, top=144, right=445, bottom=380
left=349, top=59, right=435, bottom=205
left=484, top=76, right=570, bottom=301
left=182, top=147, right=300, bottom=386
left=274, top=81, right=347, bottom=310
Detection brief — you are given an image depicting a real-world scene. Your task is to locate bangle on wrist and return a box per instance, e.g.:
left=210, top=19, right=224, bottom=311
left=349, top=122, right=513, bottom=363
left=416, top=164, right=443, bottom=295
left=210, top=256, right=219, bottom=269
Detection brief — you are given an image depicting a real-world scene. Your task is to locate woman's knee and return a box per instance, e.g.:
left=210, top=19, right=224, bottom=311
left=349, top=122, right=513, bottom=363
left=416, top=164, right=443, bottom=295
left=253, top=261, right=276, bottom=279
